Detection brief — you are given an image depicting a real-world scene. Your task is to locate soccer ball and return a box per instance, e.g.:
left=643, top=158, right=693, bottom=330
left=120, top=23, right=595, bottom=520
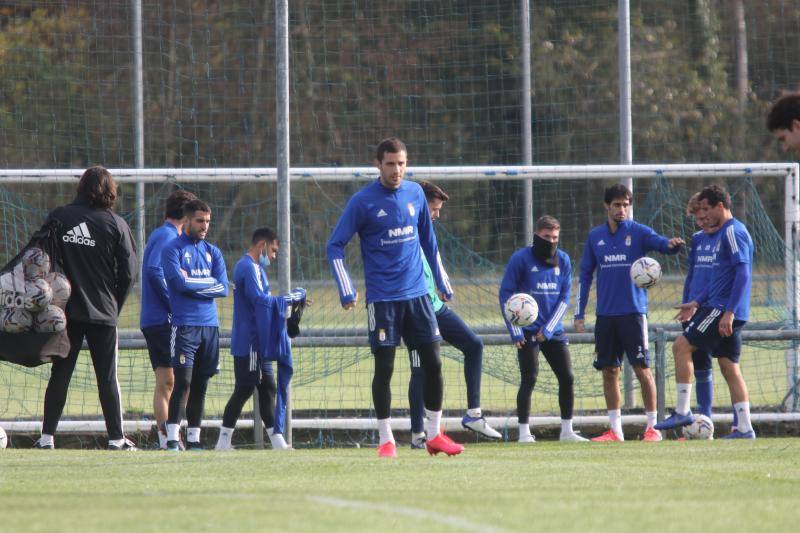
left=630, top=257, right=662, bottom=289
left=45, top=272, right=72, bottom=309
left=24, top=278, right=53, bottom=313
left=1, top=307, right=33, bottom=333
left=22, top=247, right=50, bottom=280
left=504, top=293, right=539, bottom=327
left=34, top=305, right=67, bottom=333
left=682, top=414, right=714, bottom=440
left=0, top=426, right=7, bottom=449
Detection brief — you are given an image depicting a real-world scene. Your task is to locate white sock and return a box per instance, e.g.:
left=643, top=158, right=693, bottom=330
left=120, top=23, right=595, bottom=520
left=187, top=427, right=201, bottom=443
left=734, top=401, right=753, bottom=433
left=424, top=409, right=442, bottom=439
left=609, top=409, right=623, bottom=439
left=157, top=425, right=168, bottom=449
left=108, top=438, right=125, bottom=447
left=377, top=418, right=394, bottom=445
left=676, top=383, right=692, bottom=415
left=518, top=422, right=532, bottom=440
left=560, top=418, right=573, bottom=435
left=467, top=407, right=482, bottom=418
left=411, top=431, right=426, bottom=442
left=39, top=433, right=54, bottom=447
left=167, top=423, right=181, bottom=442
left=646, top=411, right=657, bottom=429
left=216, top=426, right=234, bottom=448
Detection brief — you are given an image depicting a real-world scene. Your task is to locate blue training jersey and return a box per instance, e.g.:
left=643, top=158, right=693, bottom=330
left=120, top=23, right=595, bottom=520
left=683, top=229, right=721, bottom=304
left=326, top=179, right=453, bottom=304
left=499, top=247, right=572, bottom=342
left=231, top=254, right=283, bottom=357
left=575, top=219, right=679, bottom=318
left=161, top=233, right=228, bottom=326
left=698, top=218, right=753, bottom=321
left=140, top=221, right=179, bottom=328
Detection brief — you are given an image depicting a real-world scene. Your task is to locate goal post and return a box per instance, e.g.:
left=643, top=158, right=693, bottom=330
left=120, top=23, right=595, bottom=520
left=0, top=162, right=798, bottom=441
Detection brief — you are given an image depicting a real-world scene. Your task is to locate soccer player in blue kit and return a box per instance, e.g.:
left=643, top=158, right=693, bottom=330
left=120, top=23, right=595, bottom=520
left=140, top=189, right=196, bottom=449
left=500, top=215, right=588, bottom=443
left=406, top=181, right=500, bottom=449
left=574, top=184, right=684, bottom=442
left=162, top=198, right=229, bottom=451
left=658, top=185, right=756, bottom=438
left=215, top=227, right=305, bottom=451
left=327, top=137, right=463, bottom=458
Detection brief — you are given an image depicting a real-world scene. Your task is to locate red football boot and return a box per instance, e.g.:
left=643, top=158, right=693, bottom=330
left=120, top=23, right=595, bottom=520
left=426, top=433, right=464, bottom=456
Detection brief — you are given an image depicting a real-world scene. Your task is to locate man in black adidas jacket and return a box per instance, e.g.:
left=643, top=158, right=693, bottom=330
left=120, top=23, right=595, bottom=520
left=35, top=166, right=138, bottom=450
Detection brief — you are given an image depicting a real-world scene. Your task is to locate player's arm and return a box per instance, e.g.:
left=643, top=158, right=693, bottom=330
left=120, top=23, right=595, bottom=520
left=644, top=226, right=684, bottom=255
left=162, top=245, right=219, bottom=296
left=418, top=196, right=453, bottom=301
left=682, top=242, right=696, bottom=304
left=195, top=246, right=229, bottom=299
left=573, top=239, right=596, bottom=332
left=541, top=255, right=571, bottom=341
left=144, top=236, right=171, bottom=310
left=326, top=197, right=359, bottom=309
left=114, top=220, right=138, bottom=315
left=720, top=229, right=752, bottom=336
left=499, top=253, right=525, bottom=347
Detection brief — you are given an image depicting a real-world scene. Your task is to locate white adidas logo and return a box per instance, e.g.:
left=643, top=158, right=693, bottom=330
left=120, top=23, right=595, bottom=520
left=531, top=266, right=538, bottom=272
left=597, top=239, right=606, bottom=246
left=377, top=209, right=388, bottom=218
left=63, top=222, right=96, bottom=247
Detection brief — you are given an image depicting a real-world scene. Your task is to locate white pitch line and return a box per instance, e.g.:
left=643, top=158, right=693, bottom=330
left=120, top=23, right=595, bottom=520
left=309, top=495, right=504, bottom=533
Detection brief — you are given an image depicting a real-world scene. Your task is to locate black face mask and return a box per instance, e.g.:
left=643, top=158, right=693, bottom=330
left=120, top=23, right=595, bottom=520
left=532, top=234, right=559, bottom=266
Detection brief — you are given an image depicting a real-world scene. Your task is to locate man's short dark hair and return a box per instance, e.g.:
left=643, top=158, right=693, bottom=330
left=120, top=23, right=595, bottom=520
left=251, top=227, right=278, bottom=245
left=183, top=198, right=211, bottom=218
left=536, top=215, right=560, bottom=231
left=604, top=183, right=633, bottom=205
left=77, top=166, right=117, bottom=209
left=697, top=184, right=731, bottom=210
left=767, top=92, right=800, bottom=132
left=419, top=181, right=449, bottom=202
left=376, top=137, right=407, bottom=162
left=165, top=189, right=197, bottom=220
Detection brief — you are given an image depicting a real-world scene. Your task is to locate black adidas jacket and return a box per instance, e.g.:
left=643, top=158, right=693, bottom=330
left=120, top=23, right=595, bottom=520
left=46, top=195, right=137, bottom=326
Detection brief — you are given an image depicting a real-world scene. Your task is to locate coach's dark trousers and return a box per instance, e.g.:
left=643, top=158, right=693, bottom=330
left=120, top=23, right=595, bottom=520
left=42, top=321, right=124, bottom=440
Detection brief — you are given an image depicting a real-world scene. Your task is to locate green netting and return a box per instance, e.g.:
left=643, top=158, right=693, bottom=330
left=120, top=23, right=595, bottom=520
left=0, top=174, right=796, bottom=426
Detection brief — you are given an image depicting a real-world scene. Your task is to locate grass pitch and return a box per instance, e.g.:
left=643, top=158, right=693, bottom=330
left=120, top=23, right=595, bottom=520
left=1, top=439, right=799, bottom=532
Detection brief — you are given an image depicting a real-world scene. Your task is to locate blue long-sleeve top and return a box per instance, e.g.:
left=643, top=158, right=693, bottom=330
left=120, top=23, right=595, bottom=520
left=326, top=179, right=453, bottom=305
left=140, top=221, right=179, bottom=328
left=692, top=218, right=753, bottom=321
left=499, top=247, right=572, bottom=343
left=682, top=229, right=720, bottom=304
left=575, top=219, right=679, bottom=319
left=161, top=233, right=228, bottom=326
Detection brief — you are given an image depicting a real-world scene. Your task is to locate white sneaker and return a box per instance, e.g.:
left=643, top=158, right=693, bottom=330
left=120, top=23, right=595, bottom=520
left=461, top=415, right=502, bottom=439
left=559, top=431, right=589, bottom=442
left=214, top=442, right=234, bottom=451
left=518, top=434, right=536, bottom=443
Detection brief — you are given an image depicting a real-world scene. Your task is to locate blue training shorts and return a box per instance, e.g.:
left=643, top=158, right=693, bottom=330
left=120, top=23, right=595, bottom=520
left=683, top=306, right=745, bottom=363
left=171, top=325, right=220, bottom=378
left=142, top=323, right=172, bottom=370
left=593, top=314, right=650, bottom=369
left=367, top=295, right=442, bottom=352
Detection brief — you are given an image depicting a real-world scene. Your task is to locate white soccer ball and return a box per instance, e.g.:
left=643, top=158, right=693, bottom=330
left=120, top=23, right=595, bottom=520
left=1, top=307, right=33, bottom=333
left=34, top=305, right=67, bottom=333
left=0, top=426, right=7, bottom=449
left=504, top=293, right=539, bottom=327
left=682, top=414, right=714, bottom=440
left=45, top=272, right=71, bottom=309
left=22, top=247, right=50, bottom=280
left=630, top=257, right=662, bottom=289
left=24, top=277, right=53, bottom=313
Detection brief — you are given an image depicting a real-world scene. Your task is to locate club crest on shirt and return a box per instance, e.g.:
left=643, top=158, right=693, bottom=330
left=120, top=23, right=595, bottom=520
left=554, top=266, right=560, bottom=276
left=407, top=203, right=415, bottom=217
left=625, top=236, right=631, bottom=246
left=206, top=252, right=212, bottom=262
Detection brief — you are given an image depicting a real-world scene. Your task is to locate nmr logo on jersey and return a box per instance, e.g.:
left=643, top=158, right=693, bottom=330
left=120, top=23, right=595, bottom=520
left=536, top=282, right=557, bottom=290
left=388, top=225, right=414, bottom=238
left=604, top=254, right=627, bottom=262
left=63, top=222, right=95, bottom=247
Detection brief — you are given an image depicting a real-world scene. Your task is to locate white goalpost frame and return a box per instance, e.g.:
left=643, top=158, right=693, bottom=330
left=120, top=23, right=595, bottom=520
left=1, top=162, right=798, bottom=436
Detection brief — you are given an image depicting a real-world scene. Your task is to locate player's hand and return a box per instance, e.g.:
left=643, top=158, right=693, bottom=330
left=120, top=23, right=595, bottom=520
left=438, top=290, right=451, bottom=302
left=673, top=301, right=698, bottom=322
left=574, top=319, right=585, bottom=333
left=535, top=330, right=546, bottom=343
left=180, top=269, right=188, bottom=278
left=514, top=339, right=526, bottom=349
left=719, top=311, right=734, bottom=337
left=668, top=237, right=685, bottom=250
left=342, top=293, right=358, bottom=310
